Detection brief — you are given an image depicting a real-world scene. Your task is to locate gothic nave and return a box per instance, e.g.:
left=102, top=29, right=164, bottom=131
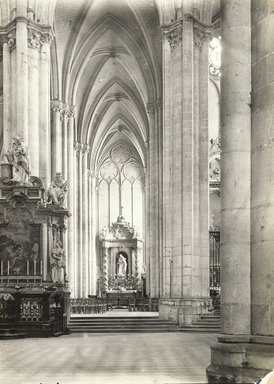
left=0, top=0, right=273, bottom=383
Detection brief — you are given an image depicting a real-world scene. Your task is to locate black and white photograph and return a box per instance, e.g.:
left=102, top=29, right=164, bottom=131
left=0, top=0, right=273, bottom=383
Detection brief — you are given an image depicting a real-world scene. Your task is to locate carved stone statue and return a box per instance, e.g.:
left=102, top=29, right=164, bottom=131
left=50, top=239, right=65, bottom=284
left=117, top=254, right=127, bottom=277
left=46, top=173, right=67, bottom=208
left=5, top=137, right=30, bottom=183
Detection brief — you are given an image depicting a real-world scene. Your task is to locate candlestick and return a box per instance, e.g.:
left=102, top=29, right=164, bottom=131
left=34, top=260, right=36, bottom=276
left=7, top=260, right=9, bottom=276
left=27, top=260, right=29, bottom=275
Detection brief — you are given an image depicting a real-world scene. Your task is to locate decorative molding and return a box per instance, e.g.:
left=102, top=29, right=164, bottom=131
left=51, top=101, right=63, bottom=114
left=162, top=22, right=182, bottom=52
left=162, top=13, right=212, bottom=52
left=73, top=141, right=84, bottom=157
left=67, top=106, right=76, bottom=119
left=193, top=26, right=208, bottom=50
left=27, top=22, right=54, bottom=51
left=28, top=27, right=43, bottom=50
left=7, top=30, right=16, bottom=50
left=82, top=143, right=90, bottom=155
left=61, top=104, right=69, bottom=121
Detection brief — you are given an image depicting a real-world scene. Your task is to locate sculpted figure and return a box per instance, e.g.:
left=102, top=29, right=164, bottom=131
left=46, top=173, right=68, bottom=208
left=50, top=239, right=65, bottom=284
left=5, top=137, right=30, bottom=183
left=117, top=254, right=127, bottom=277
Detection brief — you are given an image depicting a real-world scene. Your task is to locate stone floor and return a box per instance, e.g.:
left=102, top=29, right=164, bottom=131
left=0, top=332, right=217, bottom=384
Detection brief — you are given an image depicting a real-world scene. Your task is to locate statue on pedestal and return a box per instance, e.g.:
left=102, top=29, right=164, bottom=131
left=5, top=137, right=30, bottom=183
left=117, top=254, right=127, bottom=277
left=50, top=239, right=65, bottom=285
left=46, top=173, right=67, bottom=208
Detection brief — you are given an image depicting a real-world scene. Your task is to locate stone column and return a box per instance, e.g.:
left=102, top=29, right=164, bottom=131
left=251, top=1, right=274, bottom=336
left=73, top=142, right=81, bottom=297
left=162, top=35, right=173, bottom=299
left=16, top=18, right=28, bottom=142
left=220, top=0, right=251, bottom=335
left=207, top=2, right=274, bottom=382
left=39, top=33, right=52, bottom=186
left=75, top=142, right=83, bottom=297
left=62, top=105, right=69, bottom=180
left=2, top=42, right=12, bottom=154
left=160, top=13, right=211, bottom=325
left=193, top=27, right=210, bottom=298
left=27, top=28, right=40, bottom=177
left=51, top=101, right=63, bottom=176
left=67, top=107, right=76, bottom=296
left=88, top=170, right=97, bottom=296
left=82, top=144, right=90, bottom=297
left=146, top=102, right=160, bottom=299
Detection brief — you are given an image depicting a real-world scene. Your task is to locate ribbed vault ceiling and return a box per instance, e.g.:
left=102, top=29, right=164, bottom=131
left=54, top=0, right=162, bottom=170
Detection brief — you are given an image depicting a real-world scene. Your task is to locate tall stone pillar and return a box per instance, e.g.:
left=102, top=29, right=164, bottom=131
left=217, top=0, right=251, bottom=335
left=146, top=101, right=161, bottom=299
left=0, top=7, right=53, bottom=178
left=82, top=144, right=90, bottom=297
left=39, top=34, right=52, bottom=186
left=16, top=18, right=28, bottom=142
left=72, top=142, right=80, bottom=297
left=207, top=1, right=274, bottom=382
left=251, top=1, right=274, bottom=336
left=67, top=107, right=76, bottom=296
left=88, top=170, right=97, bottom=296
left=75, top=142, right=83, bottom=297
left=28, top=29, right=40, bottom=177
left=62, top=105, right=69, bottom=180
left=160, top=12, right=211, bottom=325
left=51, top=101, right=63, bottom=176
left=2, top=42, right=12, bottom=154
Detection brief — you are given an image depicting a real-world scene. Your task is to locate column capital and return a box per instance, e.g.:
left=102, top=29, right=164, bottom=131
left=82, top=143, right=90, bottom=155
left=74, top=141, right=84, bottom=157
left=67, top=105, right=77, bottom=119
left=193, top=25, right=211, bottom=50
left=51, top=100, right=63, bottom=113
left=0, top=20, right=54, bottom=52
left=162, top=21, right=182, bottom=51
left=61, top=104, right=70, bottom=120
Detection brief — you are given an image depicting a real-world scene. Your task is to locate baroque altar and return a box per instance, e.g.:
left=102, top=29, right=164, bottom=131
left=98, top=215, right=144, bottom=303
left=0, top=141, right=71, bottom=337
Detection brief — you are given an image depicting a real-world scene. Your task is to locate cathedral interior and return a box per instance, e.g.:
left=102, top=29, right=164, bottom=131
left=0, top=0, right=273, bottom=383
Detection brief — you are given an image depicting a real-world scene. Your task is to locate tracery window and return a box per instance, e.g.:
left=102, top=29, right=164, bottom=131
left=98, top=144, right=144, bottom=236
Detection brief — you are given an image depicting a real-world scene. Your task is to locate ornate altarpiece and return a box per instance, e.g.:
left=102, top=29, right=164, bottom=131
left=0, top=164, right=71, bottom=337
left=99, top=215, right=144, bottom=297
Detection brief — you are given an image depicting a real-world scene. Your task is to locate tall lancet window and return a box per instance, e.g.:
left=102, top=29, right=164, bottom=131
left=98, top=144, right=144, bottom=237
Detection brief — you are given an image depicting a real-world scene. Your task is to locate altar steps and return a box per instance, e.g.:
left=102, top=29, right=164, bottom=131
left=68, top=315, right=181, bottom=333
left=0, top=327, right=27, bottom=339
